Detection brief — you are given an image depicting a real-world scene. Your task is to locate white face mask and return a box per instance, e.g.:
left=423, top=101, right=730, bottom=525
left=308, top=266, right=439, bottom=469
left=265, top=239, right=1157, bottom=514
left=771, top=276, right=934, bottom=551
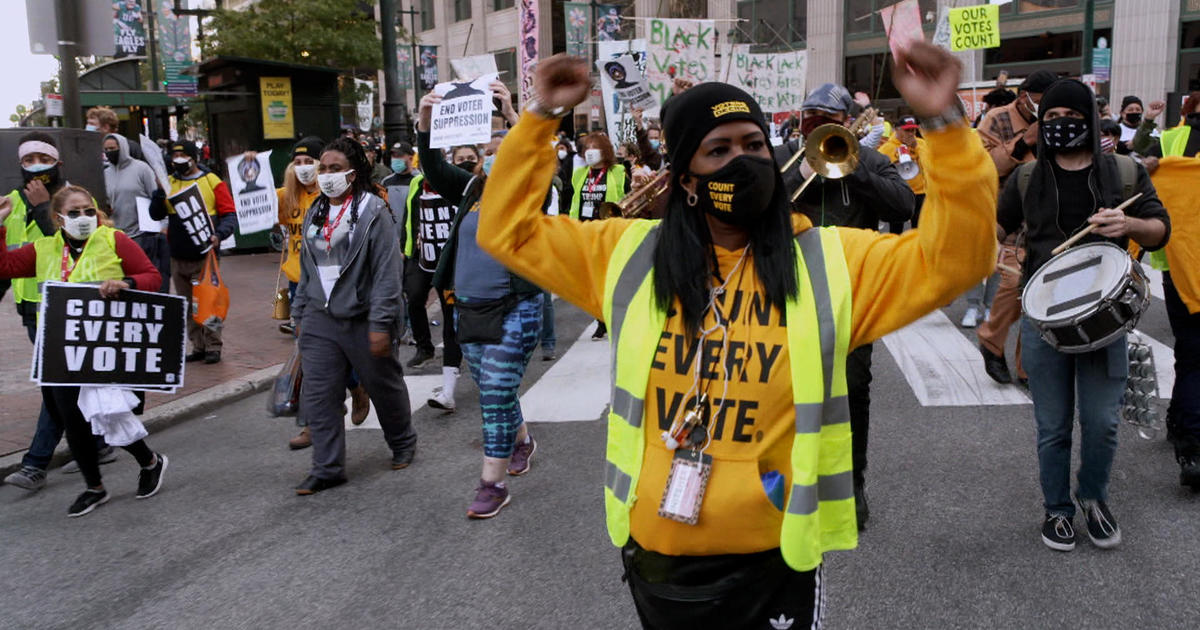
left=585, top=148, right=602, bottom=166
left=294, top=164, right=317, bottom=185
left=1025, top=92, right=1039, bottom=117
left=557, top=149, right=568, bottom=160
left=60, top=214, right=98, bottom=240
left=317, top=171, right=352, bottom=198
left=172, top=157, right=191, bottom=165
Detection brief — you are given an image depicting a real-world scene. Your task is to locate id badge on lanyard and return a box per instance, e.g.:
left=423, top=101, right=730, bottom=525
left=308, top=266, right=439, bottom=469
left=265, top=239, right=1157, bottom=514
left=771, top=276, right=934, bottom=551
left=657, top=394, right=713, bottom=525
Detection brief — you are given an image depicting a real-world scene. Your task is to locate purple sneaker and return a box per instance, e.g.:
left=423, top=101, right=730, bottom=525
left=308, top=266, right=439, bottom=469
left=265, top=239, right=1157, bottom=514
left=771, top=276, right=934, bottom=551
left=467, top=480, right=511, bottom=519
left=507, top=437, right=537, bottom=476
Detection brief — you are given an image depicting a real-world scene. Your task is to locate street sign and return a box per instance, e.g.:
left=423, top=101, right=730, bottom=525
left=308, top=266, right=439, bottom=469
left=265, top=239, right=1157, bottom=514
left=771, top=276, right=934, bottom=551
left=165, top=61, right=198, bottom=97
left=45, top=94, right=64, bottom=118
left=1093, top=48, right=1111, bottom=82
left=25, top=0, right=116, bottom=57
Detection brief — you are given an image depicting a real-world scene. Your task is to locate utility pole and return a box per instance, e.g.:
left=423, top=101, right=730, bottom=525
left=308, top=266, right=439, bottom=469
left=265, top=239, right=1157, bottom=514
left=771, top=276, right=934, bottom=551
left=381, top=0, right=410, bottom=144
left=399, top=6, right=421, bottom=121
left=145, top=0, right=162, bottom=138
left=1081, top=0, right=1095, bottom=75
left=54, top=0, right=82, bottom=128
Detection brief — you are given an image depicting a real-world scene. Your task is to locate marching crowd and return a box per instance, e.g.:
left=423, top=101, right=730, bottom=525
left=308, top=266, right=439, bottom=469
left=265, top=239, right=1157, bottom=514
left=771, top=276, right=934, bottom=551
left=2, top=41, right=1199, bottom=628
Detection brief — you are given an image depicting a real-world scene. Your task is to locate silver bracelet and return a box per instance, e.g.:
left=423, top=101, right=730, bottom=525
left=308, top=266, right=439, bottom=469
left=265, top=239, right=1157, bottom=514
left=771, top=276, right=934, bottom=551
left=526, top=99, right=571, bottom=120
left=919, top=101, right=968, bottom=132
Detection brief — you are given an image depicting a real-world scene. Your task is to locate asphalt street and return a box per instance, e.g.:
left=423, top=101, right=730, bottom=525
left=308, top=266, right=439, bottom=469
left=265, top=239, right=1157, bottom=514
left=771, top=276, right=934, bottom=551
left=1, top=295, right=1196, bottom=630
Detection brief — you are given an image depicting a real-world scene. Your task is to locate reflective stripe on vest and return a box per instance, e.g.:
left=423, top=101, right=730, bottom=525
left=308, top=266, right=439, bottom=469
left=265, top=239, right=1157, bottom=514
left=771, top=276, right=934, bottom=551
left=569, top=164, right=626, bottom=220
left=403, top=173, right=424, bottom=257
left=33, top=226, right=124, bottom=291
left=600, top=222, right=857, bottom=571
left=4, top=190, right=51, bottom=304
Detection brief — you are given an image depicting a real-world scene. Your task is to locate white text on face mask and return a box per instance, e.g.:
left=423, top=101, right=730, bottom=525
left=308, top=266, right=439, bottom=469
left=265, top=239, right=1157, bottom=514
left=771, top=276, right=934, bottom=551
left=585, top=149, right=602, bottom=166
left=294, top=164, right=318, bottom=185
left=60, top=214, right=98, bottom=240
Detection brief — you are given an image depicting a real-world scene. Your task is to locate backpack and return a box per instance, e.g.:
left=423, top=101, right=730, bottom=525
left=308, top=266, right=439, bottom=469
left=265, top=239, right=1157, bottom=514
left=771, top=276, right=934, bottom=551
left=1016, top=153, right=1137, bottom=202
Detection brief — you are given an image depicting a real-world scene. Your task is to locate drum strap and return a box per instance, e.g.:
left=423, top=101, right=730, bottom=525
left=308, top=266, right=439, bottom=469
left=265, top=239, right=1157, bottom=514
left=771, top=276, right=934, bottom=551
left=1016, top=155, right=1137, bottom=204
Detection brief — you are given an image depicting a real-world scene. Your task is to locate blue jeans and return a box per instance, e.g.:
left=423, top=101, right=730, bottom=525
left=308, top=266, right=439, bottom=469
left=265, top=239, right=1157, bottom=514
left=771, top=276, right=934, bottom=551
left=539, top=290, right=556, bottom=354
left=21, top=323, right=107, bottom=470
left=458, top=294, right=543, bottom=458
left=1020, top=317, right=1126, bottom=517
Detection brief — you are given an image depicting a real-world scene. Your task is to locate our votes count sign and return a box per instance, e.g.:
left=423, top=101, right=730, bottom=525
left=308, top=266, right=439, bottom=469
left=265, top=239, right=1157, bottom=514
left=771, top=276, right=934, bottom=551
left=34, top=283, right=187, bottom=391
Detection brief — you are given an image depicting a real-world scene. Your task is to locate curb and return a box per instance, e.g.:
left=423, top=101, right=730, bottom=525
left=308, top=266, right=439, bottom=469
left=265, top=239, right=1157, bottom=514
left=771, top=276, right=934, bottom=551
left=0, top=364, right=282, bottom=480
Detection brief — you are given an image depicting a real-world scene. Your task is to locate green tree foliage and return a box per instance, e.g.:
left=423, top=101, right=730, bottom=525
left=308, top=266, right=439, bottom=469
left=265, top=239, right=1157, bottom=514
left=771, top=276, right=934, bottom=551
left=202, top=0, right=386, bottom=70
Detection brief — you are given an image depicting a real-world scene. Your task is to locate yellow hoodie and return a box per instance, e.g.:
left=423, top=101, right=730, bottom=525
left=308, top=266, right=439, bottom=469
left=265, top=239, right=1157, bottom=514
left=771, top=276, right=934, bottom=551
left=478, top=112, right=998, bottom=556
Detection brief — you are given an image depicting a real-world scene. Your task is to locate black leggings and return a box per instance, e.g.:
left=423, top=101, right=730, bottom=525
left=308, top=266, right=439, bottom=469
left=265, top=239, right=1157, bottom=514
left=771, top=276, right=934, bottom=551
left=41, top=386, right=154, bottom=488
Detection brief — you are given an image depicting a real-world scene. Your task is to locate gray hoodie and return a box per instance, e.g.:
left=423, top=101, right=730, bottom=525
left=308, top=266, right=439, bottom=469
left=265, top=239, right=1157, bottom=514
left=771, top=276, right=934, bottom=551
left=292, top=192, right=405, bottom=335
left=102, top=133, right=160, bottom=237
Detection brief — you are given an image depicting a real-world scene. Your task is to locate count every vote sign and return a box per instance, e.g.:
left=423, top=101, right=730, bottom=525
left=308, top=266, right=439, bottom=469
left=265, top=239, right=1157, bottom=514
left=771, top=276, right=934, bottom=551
left=948, top=4, right=1001, bottom=51
left=33, top=283, right=188, bottom=392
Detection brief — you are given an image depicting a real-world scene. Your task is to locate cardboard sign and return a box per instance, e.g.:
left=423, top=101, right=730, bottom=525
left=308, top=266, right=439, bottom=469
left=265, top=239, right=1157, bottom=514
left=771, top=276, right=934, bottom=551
left=34, top=283, right=187, bottom=391
left=645, top=18, right=716, bottom=104
left=597, top=54, right=657, bottom=111
left=724, top=49, right=808, bottom=114
left=879, top=0, right=925, bottom=59
left=225, top=150, right=277, bottom=234
left=451, top=54, right=498, bottom=82
left=948, top=4, right=1000, bottom=51
left=168, top=183, right=214, bottom=253
left=429, top=73, right=498, bottom=150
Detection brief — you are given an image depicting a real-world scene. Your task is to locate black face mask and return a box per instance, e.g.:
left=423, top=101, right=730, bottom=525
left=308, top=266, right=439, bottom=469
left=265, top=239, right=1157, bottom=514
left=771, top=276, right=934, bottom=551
left=1124, top=112, right=1142, bottom=126
left=1041, top=117, right=1090, bottom=151
left=105, top=150, right=121, bottom=166
left=21, top=164, right=60, bottom=190
left=456, top=160, right=478, bottom=174
left=1186, top=113, right=1200, bottom=127
left=690, top=155, right=777, bottom=227
left=173, top=161, right=192, bottom=176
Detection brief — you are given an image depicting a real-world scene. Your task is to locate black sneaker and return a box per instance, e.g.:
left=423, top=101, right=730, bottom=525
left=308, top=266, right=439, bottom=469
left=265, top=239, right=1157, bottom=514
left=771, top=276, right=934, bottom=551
left=1180, top=453, right=1200, bottom=490
left=1075, top=496, right=1121, bottom=549
left=406, top=347, right=435, bottom=369
left=136, top=453, right=169, bottom=499
left=1041, top=513, right=1076, bottom=551
left=185, top=350, right=205, bottom=363
left=67, top=489, right=110, bottom=517
left=204, top=351, right=221, bottom=364
left=979, top=345, right=1012, bottom=384
left=854, top=482, right=869, bottom=531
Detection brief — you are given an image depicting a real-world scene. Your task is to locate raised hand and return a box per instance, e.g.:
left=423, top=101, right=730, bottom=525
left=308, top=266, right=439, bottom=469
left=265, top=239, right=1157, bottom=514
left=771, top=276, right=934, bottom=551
left=533, top=55, right=591, bottom=112
left=892, top=42, right=964, bottom=119
left=418, top=91, right=444, bottom=133
left=1146, top=100, right=1166, bottom=121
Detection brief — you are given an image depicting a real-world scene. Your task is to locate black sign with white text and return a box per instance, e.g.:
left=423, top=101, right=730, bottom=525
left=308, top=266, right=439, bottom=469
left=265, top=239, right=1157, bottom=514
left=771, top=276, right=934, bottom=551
left=168, top=183, right=215, bottom=252
left=34, top=283, right=187, bottom=390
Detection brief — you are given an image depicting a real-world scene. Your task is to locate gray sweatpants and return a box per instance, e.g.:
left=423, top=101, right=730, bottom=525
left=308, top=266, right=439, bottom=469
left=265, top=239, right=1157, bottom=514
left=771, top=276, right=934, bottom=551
left=299, top=309, right=416, bottom=480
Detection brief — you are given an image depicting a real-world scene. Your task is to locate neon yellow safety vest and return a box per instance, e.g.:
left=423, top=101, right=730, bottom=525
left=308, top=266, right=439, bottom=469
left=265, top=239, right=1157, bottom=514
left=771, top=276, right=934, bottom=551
left=32, top=226, right=125, bottom=291
left=4, top=190, right=55, bottom=304
left=600, top=221, right=857, bottom=572
left=402, top=173, right=425, bottom=258
left=1148, top=126, right=1193, bottom=272
left=569, top=164, right=626, bottom=220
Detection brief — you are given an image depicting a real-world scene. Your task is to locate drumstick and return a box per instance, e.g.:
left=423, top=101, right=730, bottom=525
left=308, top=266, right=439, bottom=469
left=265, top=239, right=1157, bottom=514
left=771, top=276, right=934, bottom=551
left=996, top=263, right=1021, bottom=276
left=1051, top=193, right=1143, bottom=255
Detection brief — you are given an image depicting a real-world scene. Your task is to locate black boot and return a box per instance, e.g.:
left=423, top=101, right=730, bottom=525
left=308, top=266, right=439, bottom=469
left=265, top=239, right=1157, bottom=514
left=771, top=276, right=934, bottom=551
left=1178, top=441, right=1200, bottom=491
left=979, top=345, right=1012, bottom=384
left=854, top=481, right=869, bottom=530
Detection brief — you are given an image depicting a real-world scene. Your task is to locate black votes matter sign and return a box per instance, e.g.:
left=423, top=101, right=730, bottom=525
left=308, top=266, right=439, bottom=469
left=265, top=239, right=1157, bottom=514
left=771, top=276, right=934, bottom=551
left=34, top=283, right=188, bottom=391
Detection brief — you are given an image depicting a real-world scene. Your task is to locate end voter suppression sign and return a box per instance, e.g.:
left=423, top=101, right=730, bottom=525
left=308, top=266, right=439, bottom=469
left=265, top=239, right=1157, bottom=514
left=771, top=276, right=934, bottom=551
left=34, top=283, right=187, bottom=391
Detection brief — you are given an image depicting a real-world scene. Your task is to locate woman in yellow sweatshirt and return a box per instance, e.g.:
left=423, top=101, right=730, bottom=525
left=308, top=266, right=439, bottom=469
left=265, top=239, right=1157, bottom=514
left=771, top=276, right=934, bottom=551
left=478, top=45, right=997, bottom=628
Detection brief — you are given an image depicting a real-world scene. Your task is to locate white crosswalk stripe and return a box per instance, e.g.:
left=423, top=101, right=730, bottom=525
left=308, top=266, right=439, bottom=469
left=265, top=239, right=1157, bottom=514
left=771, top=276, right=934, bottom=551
left=519, top=327, right=611, bottom=423
left=346, top=374, right=443, bottom=431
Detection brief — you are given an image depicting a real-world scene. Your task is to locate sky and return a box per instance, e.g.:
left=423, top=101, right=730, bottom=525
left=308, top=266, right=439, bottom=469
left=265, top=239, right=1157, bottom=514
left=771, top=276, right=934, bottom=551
left=2, top=2, right=63, bottom=126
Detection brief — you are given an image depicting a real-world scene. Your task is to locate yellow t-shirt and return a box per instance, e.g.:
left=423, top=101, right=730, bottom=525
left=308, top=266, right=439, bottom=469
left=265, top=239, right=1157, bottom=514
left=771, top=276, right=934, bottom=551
left=477, top=113, right=999, bottom=556
left=277, top=186, right=320, bottom=283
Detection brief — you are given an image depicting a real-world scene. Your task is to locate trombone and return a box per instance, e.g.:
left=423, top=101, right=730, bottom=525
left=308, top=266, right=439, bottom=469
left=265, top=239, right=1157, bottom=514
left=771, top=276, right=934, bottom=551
left=789, top=124, right=861, bottom=202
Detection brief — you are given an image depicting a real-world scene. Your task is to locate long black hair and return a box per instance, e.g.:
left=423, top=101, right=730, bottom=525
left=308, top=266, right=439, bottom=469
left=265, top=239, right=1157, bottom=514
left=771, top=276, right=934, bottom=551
left=651, top=170, right=799, bottom=337
left=311, top=137, right=375, bottom=226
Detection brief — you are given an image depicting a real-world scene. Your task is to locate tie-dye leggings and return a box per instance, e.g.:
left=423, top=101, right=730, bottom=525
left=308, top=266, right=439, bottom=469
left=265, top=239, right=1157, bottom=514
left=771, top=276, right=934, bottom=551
left=459, top=294, right=544, bottom=458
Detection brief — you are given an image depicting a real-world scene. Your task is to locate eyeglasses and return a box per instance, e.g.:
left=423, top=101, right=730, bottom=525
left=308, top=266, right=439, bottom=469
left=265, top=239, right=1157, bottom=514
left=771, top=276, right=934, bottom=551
left=64, top=208, right=98, bottom=219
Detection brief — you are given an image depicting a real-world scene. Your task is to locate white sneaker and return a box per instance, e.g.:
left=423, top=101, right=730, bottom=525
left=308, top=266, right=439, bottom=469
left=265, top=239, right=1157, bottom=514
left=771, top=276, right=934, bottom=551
left=983, top=308, right=991, bottom=323
left=960, top=307, right=980, bottom=328
left=427, top=389, right=456, bottom=413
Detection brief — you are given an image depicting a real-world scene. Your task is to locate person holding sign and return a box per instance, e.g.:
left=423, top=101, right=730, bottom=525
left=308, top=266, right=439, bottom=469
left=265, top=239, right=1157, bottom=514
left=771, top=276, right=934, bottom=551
left=417, top=88, right=545, bottom=519
left=290, top=138, right=416, bottom=495
left=0, top=185, right=168, bottom=517
left=151, top=140, right=238, bottom=364
left=477, top=45, right=995, bottom=626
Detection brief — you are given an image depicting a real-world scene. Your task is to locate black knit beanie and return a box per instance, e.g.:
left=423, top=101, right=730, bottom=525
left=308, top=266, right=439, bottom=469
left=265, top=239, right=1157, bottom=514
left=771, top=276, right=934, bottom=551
left=292, top=136, right=325, bottom=160
left=661, top=82, right=769, bottom=171
left=1120, top=95, right=1143, bottom=112
left=1040, top=79, right=1095, bottom=121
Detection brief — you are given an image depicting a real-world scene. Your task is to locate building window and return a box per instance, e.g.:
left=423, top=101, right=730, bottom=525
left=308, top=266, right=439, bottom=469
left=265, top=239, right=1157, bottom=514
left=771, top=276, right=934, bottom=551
left=735, top=0, right=805, bottom=47
left=494, top=48, right=518, bottom=110
left=454, top=0, right=472, bottom=22
left=983, top=32, right=1082, bottom=65
left=420, top=0, right=435, bottom=31
left=491, top=0, right=514, bottom=10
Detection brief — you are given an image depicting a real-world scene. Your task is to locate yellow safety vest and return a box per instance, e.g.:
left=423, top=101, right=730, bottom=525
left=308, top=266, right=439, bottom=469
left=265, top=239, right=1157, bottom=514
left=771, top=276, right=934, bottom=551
left=1148, top=125, right=1192, bottom=272
left=4, top=190, right=53, bottom=304
left=569, top=164, right=626, bottom=220
left=402, top=173, right=426, bottom=258
left=33, top=226, right=125, bottom=288
left=600, top=221, right=857, bottom=571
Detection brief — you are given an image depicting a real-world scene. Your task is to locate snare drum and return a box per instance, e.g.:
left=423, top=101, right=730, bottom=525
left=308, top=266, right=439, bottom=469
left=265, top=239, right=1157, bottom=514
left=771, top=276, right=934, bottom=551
left=1022, top=242, right=1151, bottom=354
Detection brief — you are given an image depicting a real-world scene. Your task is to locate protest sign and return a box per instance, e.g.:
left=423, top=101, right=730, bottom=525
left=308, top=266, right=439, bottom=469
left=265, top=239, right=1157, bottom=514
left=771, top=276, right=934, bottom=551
left=355, top=78, right=375, bottom=132
left=429, top=73, right=498, bottom=150
left=596, top=54, right=657, bottom=111
left=168, top=184, right=214, bottom=253
left=564, top=2, right=590, bottom=58
left=34, top=283, right=187, bottom=391
left=225, top=150, right=277, bottom=234
left=948, top=4, right=1000, bottom=51
left=597, top=40, right=650, bottom=143
left=879, top=0, right=925, bottom=59
left=139, top=134, right=170, bottom=190
left=451, top=54, right=498, bottom=81
left=725, top=49, right=807, bottom=114
left=645, top=18, right=716, bottom=104
left=135, top=196, right=165, bottom=234
left=932, top=4, right=953, bottom=50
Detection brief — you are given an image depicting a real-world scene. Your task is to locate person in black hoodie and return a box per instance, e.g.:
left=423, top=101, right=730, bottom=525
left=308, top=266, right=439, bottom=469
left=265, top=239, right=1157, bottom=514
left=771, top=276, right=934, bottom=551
left=774, top=82, right=916, bottom=530
left=997, top=79, right=1169, bottom=553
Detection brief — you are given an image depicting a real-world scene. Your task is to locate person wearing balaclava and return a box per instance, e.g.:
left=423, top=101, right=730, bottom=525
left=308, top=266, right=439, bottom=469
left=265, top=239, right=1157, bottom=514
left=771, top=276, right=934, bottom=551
left=102, top=133, right=169, bottom=293
left=476, top=45, right=998, bottom=626
left=775, top=82, right=915, bottom=530
left=150, top=139, right=238, bottom=364
left=996, top=79, right=1169, bottom=554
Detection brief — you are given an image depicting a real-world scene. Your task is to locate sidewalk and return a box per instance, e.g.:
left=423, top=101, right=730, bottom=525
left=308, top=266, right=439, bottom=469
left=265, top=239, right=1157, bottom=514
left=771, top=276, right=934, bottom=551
left=0, top=252, right=294, bottom=458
